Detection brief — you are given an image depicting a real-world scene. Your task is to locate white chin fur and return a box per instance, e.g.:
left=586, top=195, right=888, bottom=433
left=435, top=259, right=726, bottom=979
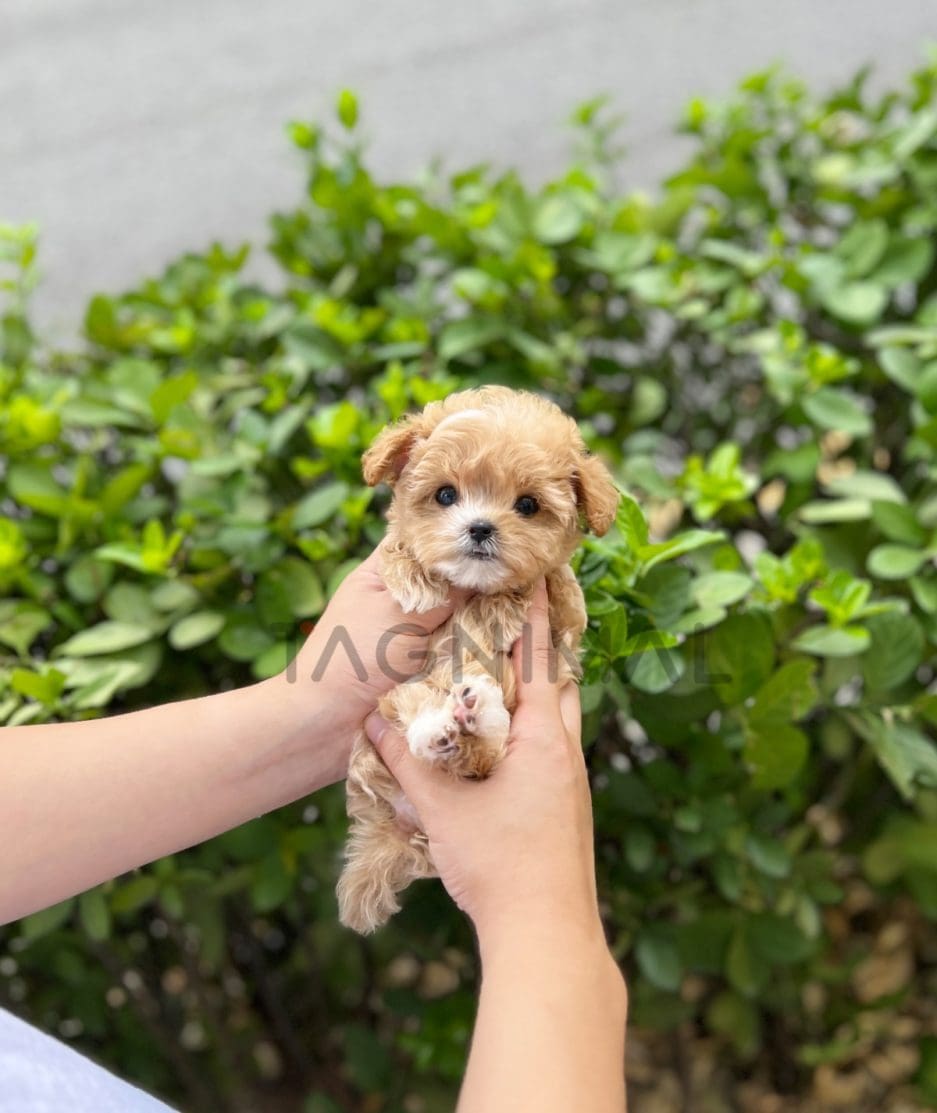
left=433, top=557, right=509, bottom=593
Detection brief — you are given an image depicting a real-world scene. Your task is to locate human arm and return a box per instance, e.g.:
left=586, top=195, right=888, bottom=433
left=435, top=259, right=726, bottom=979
left=366, top=580, right=627, bottom=1113
left=0, top=548, right=464, bottom=924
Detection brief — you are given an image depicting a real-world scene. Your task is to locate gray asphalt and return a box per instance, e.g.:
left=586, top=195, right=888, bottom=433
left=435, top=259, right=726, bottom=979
left=2, top=0, right=935, bottom=341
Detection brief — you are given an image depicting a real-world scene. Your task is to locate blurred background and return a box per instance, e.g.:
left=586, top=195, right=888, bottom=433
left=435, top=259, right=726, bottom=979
left=2, top=0, right=935, bottom=338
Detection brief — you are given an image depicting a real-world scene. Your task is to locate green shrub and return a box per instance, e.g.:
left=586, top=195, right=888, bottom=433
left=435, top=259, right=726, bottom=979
left=4, top=60, right=937, bottom=1110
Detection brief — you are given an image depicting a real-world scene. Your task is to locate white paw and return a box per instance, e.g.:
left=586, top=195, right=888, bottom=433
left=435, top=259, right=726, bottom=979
left=449, top=675, right=510, bottom=739
left=407, top=703, right=460, bottom=763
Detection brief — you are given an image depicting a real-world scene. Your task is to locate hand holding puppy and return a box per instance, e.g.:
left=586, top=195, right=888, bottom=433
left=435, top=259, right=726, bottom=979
left=364, top=579, right=602, bottom=941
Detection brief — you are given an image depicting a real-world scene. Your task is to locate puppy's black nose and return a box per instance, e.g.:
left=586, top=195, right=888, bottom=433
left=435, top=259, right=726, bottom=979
left=468, top=520, right=495, bottom=542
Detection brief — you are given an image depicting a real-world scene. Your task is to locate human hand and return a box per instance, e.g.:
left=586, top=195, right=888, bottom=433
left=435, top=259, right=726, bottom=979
left=270, top=545, right=468, bottom=780
left=365, top=579, right=602, bottom=944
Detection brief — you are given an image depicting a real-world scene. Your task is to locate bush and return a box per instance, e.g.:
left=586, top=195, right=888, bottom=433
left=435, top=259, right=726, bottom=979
left=4, top=60, right=937, bottom=1111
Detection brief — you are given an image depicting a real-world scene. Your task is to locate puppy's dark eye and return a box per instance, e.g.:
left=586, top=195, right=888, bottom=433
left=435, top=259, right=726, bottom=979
left=514, top=495, right=539, bottom=517
left=435, top=485, right=458, bottom=507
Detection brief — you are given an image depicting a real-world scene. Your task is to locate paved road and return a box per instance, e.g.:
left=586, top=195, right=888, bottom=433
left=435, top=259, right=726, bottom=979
left=2, top=0, right=935, bottom=340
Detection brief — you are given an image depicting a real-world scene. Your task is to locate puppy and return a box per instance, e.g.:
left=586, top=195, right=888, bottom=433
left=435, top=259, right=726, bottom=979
left=336, top=386, right=619, bottom=934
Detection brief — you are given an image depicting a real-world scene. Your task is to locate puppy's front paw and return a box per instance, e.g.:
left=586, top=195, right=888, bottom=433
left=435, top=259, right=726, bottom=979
left=382, top=554, right=450, bottom=614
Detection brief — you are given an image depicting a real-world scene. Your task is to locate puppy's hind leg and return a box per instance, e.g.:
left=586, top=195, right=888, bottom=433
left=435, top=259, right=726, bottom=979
left=448, top=672, right=511, bottom=780
left=337, top=816, right=434, bottom=934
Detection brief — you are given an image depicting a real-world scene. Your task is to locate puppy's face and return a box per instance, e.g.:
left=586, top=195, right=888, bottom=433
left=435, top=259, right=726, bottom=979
left=363, top=388, right=620, bottom=593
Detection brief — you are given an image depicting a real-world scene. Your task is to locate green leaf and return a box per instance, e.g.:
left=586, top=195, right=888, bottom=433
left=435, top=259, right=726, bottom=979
left=0, top=602, right=52, bottom=656
left=874, top=237, right=934, bottom=288
left=635, top=933, right=682, bottom=992
left=438, top=317, right=506, bottom=362
left=104, top=583, right=163, bottom=629
left=343, top=1023, right=392, bottom=1092
left=533, top=194, right=584, bottom=245
left=67, top=660, right=147, bottom=709
left=691, top=571, right=753, bottom=609
left=11, top=667, right=67, bottom=706
left=65, top=555, right=115, bottom=604
left=748, top=659, right=818, bottom=725
left=257, top=558, right=324, bottom=623
left=834, top=219, right=889, bottom=278
left=20, top=898, right=75, bottom=941
left=912, top=575, right=937, bottom=614
left=866, top=543, right=927, bottom=580
left=57, top=621, right=155, bottom=656
left=862, top=612, right=923, bottom=691
left=78, top=888, right=111, bottom=942
left=626, top=647, right=685, bottom=694
left=305, top=1095, right=343, bottom=1113
left=251, top=852, right=293, bottom=912
left=798, top=498, right=871, bottom=524
left=707, top=991, right=760, bottom=1057
left=802, top=388, right=872, bottom=436
left=879, top=347, right=921, bottom=391
left=336, top=89, right=359, bottom=129
left=218, top=614, right=276, bottom=662
left=168, top=611, right=226, bottom=650
left=894, top=106, right=937, bottom=159
left=820, top=281, right=888, bottom=326
left=745, top=723, right=809, bottom=791
left=747, top=913, right=814, bottom=964
left=638, top=564, right=691, bottom=627
left=84, top=294, right=118, bottom=346
left=823, top=470, right=906, bottom=504
left=745, top=833, right=791, bottom=879
left=855, top=712, right=937, bottom=801
left=615, top=492, right=649, bottom=549
left=292, top=482, right=350, bottom=529
left=726, top=927, right=769, bottom=998
left=625, top=826, right=656, bottom=872
left=792, top=624, right=870, bottom=658
left=111, top=875, right=159, bottom=915
left=872, top=501, right=926, bottom=546
left=597, top=605, right=629, bottom=658
left=706, top=613, right=775, bottom=704
left=639, top=529, right=725, bottom=572
left=151, top=579, right=201, bottom=612
left=252, top=642, right=291, bottom=680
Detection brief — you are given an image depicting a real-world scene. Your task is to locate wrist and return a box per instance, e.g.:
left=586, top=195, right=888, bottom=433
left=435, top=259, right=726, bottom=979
left=474, top=901, right=612, bottom=967
left=250, top=672, right=351, bottom=797
left=477, top=912, right=627, bottom=1018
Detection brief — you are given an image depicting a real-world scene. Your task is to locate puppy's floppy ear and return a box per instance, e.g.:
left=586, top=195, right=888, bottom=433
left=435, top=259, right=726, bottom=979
left=574, top=453, right=620, bottom=536
left=362, top=413, right=427, bottom=486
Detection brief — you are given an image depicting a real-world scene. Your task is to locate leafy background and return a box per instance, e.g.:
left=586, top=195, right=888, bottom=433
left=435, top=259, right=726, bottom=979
left=4, top=54, right=937, bottom=1111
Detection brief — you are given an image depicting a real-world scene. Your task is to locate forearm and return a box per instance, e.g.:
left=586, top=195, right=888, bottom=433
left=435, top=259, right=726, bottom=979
left=0, top=674, right=341, bottom=923
left=459, top=918, right=628, bottom=1113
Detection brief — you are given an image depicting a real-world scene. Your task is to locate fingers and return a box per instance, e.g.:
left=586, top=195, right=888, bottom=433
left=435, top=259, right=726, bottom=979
left=364, top=712, right=451, bottom=807
left=512, top=578, right=558, bottom=707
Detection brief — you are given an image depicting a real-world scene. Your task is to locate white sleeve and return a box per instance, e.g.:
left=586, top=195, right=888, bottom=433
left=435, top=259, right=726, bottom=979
left=0, top=1008, right=177, bottom=1112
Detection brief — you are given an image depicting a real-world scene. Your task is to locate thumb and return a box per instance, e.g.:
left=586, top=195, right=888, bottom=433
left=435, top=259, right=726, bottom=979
left=364, top=712, right=447, bottom=808
left=513, top=577, right=559, bottom=706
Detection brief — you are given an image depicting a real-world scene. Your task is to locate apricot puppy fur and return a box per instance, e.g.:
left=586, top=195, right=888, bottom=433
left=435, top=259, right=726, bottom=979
left=336, top=386, right=619, bottom=934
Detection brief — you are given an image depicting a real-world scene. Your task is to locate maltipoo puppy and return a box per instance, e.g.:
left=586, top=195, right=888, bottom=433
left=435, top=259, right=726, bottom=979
left=337, top=385, right=619, bottom=933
